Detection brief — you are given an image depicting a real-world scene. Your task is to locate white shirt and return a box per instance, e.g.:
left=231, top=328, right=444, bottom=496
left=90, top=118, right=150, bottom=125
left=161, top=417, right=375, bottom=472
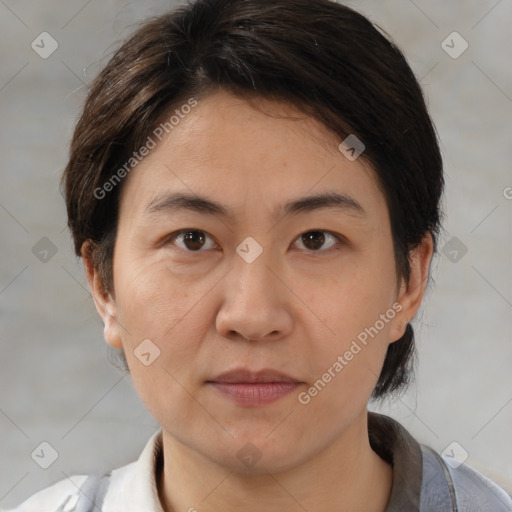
left=3, top=430, right=165, bottom=512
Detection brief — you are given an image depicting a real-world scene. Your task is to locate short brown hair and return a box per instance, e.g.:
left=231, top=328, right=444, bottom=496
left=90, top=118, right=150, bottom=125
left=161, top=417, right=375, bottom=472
left=62, top=0, right=444, bottom=400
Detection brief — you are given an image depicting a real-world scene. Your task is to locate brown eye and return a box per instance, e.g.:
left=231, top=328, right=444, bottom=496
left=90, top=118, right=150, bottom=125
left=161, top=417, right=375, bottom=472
left=167, top=230, right=217, bottom=251
left=295, top=230, right=342, bottom=252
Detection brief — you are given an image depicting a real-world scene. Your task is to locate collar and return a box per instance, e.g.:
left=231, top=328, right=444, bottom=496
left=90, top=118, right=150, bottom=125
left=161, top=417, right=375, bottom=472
left=368, top=411, right=423, bottom=511
left=101, top=428, right=165, bottom=512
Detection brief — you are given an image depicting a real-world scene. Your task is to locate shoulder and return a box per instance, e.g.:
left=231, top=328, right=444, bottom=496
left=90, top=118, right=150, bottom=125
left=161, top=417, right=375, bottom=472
left=447, top=457, right=512, bottom=511
left=421, top=445, right=512, bottom=511
left=3, top=462, right=138, bottom=512
left=2, top=474, right=88, bottom=512
left=4, top=430, right=162, bottom=512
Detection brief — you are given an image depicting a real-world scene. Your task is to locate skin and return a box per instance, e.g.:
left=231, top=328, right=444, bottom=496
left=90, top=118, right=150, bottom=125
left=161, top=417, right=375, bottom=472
left=83, top=89, right=433, bottom=512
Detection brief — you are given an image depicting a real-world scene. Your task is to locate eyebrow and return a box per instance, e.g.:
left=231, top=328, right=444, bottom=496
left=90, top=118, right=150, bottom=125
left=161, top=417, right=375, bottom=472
left=144, top=191, right=366, bottom=221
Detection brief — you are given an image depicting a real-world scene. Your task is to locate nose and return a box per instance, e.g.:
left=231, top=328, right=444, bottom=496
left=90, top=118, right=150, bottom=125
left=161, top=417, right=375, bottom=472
left=215, top=247, right=293, bottom=343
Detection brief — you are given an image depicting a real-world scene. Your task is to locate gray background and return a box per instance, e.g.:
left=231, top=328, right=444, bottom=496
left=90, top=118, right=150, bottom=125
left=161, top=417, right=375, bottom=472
left=1, top=0, right=511, bottom=508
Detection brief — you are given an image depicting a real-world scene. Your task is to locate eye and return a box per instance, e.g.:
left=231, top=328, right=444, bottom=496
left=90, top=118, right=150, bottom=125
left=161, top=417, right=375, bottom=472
left=293, top=230, right=344, bottom=252
left=165, top=229, right=217, bottom=252
left=164, top=229, right=344, bottom=253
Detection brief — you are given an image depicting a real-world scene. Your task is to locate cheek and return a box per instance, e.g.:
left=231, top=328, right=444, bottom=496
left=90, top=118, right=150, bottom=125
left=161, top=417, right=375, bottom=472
left=295, top=252, right=398, bottom=405
left=302, top=250, right=397, bottom=338
left=299, top=316, right=392, bottom=424
left=112, top=256, right=212, bottom=424
left=112, top=253, right=213, bottom=373
left=115, top=253, right=187, bottom=331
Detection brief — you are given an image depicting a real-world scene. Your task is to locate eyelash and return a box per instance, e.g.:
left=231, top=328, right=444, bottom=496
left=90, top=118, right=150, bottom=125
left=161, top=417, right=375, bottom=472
left=163, top=229, right=345, bottom=254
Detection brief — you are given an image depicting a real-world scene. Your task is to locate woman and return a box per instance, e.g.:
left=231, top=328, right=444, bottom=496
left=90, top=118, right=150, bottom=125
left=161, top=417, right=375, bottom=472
left=7, top=0, right=511, bottom=510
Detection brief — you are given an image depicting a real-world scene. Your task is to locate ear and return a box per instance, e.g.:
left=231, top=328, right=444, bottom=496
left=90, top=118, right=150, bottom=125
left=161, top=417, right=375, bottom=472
left=389, top=232, right=434, bottom=342
left=81, top=241, right=123, bottom=349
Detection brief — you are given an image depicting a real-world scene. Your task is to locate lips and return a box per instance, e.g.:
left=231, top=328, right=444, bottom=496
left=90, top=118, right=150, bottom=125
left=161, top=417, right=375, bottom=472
left=206, top=368, right=302, bottom=384
left=206, top=368, right=303, bottom=406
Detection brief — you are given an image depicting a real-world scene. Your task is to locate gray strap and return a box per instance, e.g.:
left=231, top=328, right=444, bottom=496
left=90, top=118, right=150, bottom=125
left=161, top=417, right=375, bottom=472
left=419, top=445, right=457, bottom=512
left=419, top=445, right=512, bottom=511
left=74, top=473, right=111, bottom=512
left=442, top=456, right=512, bottom=511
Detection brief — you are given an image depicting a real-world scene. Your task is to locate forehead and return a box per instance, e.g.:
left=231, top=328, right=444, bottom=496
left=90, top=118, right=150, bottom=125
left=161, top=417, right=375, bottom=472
left=118, top=90, right=386, bottom=221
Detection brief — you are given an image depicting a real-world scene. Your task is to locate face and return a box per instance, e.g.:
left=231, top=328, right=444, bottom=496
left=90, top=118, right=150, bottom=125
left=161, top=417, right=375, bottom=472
left=87, top=89, right=427, bottom=474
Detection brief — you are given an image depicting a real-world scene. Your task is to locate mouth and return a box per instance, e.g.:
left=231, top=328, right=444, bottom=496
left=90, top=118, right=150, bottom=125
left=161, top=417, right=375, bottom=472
left=205, top=368, right=304, bottom=406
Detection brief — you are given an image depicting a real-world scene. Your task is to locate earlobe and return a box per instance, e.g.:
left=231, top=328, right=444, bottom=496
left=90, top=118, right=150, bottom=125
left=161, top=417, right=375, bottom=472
left=102, top=303, right=124, bottom=350
left=388, top=307, right=409, bottom=343
left=81, top=241, right=123, bottom=350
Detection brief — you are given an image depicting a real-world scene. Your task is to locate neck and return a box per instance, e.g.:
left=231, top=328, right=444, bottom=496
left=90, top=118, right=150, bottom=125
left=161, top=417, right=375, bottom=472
left=157, top=409, right=392, bottom=512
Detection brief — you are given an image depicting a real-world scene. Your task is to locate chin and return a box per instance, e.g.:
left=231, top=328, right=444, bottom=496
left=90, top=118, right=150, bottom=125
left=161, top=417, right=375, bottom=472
left=203, top=434, right=308, bottom=475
